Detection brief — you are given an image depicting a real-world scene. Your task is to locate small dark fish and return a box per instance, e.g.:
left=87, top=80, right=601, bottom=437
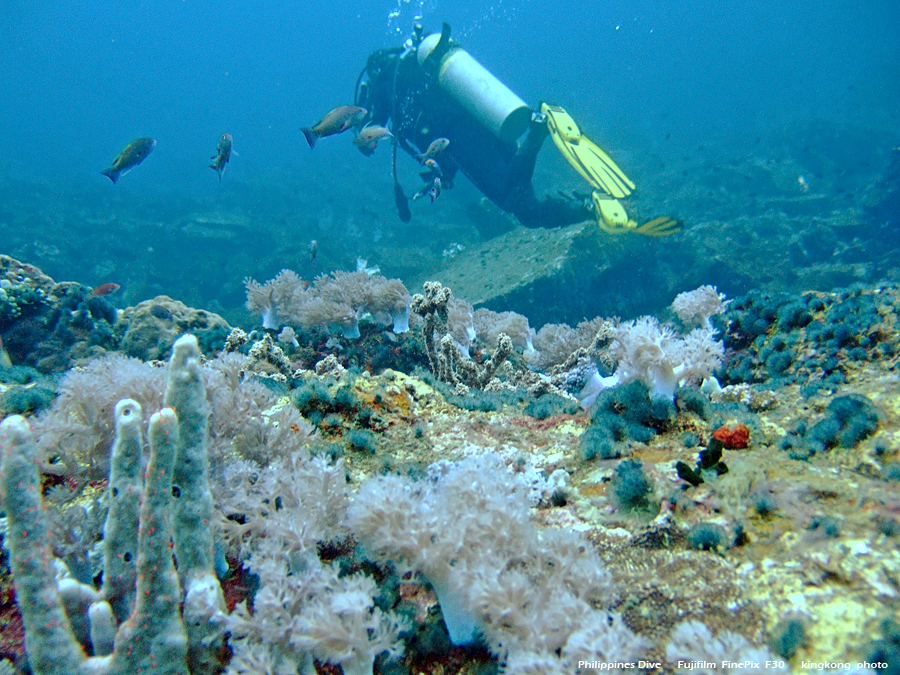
left=101, top=138, right=156, bottom=184
left=353, top=124, right=393, bottom=156
left=417, top=137, right=449, bottom=164
left=301, top=106, right=367, bottom=148
left=91, top=282, right=121, bottom=297
left=309, top=239, right=318, bottom=271
left=209, top=132, right=234, bottom=181
left=421, top=158, right=443, bottom=177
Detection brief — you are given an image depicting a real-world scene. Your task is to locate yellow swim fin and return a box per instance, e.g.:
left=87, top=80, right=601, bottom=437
left=542, top=103, right=635, bottom=199
left=634, top=216, right=681, bottom=237
left=592, top=192, right=636, bottom=234
left=591, top=192, right=681, bottom=237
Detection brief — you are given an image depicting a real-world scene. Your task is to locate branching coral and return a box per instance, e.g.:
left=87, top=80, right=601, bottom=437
left=411, top=281, right=514, bottom=391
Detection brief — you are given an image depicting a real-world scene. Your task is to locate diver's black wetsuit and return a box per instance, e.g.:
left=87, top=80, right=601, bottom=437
left=356, top=41, right=592, bottom=229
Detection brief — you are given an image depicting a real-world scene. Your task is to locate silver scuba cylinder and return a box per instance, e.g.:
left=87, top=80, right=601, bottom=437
left=417, top=33, right=532, bottom=144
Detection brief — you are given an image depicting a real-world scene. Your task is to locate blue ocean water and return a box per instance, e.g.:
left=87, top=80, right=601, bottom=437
left=3, top=4, right=900, bottom=670
left=0, top=0, right=898, bottom=322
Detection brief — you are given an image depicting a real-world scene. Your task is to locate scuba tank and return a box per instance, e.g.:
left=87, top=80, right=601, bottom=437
left=417, top=27, right=531, bottom=144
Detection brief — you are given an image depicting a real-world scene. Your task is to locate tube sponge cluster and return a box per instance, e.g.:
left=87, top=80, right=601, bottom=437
left=0, top=335, right=227, bottom=675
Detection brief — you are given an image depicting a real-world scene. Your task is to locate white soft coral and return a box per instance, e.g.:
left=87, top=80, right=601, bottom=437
left=289, top=571, right=409, bottom=675
left=608, top=316, right=685, bottom=399
left=347, top=454, right=637, bottom=670
left=671, top=284, right=729, bottom=329
left=582, top=316, right=724, bottom=403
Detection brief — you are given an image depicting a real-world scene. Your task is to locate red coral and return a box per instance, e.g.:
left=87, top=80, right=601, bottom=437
left=0, top=578, right=25, bottom=663
left=712, top=423, right=750, bottom=449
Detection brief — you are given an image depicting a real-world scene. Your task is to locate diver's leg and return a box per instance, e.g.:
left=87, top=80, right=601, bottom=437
left=502, top=112, right=593, bottom=228
left=513, top=195, right=594, bottom=229
left=504, top=112, right=550, bottom=190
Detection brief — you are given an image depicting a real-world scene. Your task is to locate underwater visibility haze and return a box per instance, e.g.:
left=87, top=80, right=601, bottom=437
left=1, top=0, right=900, bottom=673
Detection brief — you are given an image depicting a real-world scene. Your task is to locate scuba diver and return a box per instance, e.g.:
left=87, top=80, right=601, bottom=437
left=354, top=22, right=679, bottom=236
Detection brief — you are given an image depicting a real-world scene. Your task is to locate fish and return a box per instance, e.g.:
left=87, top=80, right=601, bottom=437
left=101, top=137, right=156, bottom=184
left=417, top=137, right=449, bottom=164
left=353, top=124, right=393, bottom=156
left=309, top=240, right=318, bottom=271
left=420, top=158, right=443, bottom=177
left=429, top=177, right=442, bottom=204
left=91, top=282, right=121, bottom=297
left=301, top=106, right=367, bottom=148
left=209, top=132, right=234, bottom=181
left=413, top=177, right=442, bottom=204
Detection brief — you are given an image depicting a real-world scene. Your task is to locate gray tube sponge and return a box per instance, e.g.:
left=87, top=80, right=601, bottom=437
left=163, top=334, right=227, bottom=674
left=108, top=407, right=188, bottom=675
left=0, top=416, right=87, bottom=675
left=0, top=335, right=229, bottom=675
left=101, top=399, right=143, bottom=624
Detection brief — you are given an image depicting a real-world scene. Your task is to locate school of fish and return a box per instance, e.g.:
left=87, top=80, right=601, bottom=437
left=99, top=106, right=452, bottom=217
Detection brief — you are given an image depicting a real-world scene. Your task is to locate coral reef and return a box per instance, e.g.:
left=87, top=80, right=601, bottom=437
left=0, top=256, right=119, bottom=372
left=2, top=256, right=900, bottom=673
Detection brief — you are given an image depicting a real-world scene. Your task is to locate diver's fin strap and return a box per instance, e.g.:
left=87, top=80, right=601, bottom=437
left=542, top=103, right=635, bottom=199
